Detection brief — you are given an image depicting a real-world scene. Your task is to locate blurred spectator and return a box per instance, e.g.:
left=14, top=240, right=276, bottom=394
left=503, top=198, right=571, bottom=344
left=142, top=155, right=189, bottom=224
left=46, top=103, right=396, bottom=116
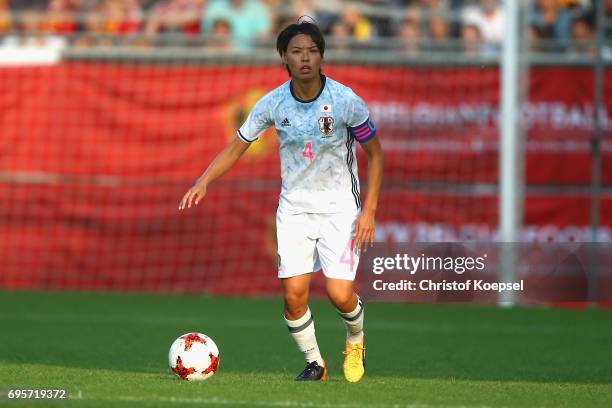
left=428, top=13, right=450, bottom=50
left=311, top=0, right=343, bottom=32
left=460, top=22, right=482, bottom=54
left=408, top=0, right=452, bottom=51
left=329, top=17, right=351, bottom=52
left=558, top=0, right=590, bottom=7
left=273, top=0, right=316, bottom=38
left=288, top=0, right=317, bottom=22
left=3, top=9, right=67, bottom=48
left=528, top=24, right=547, bottom=52
left=396, top=9, right=421, bottom=55
left=332, top=3, right=375, bottom=42
left=461, top=0, right=503, bottom=50
left=311, top=0, right=342, bottom=14
left=74, top=0, right=142, bottom=47
left=207, top=17, right=231, bottom=49
left=569, top=11, right=595, bottom=56
left=85, top=0, right=143, bottom=34
left=145, top=0, right=203, bottom=37
left=531, top=0, right=572, bottom=42
left=416, top=0, right=450, bottom=13
left=0, top=0, right=11, bottom=34
left=1, top=0, right=605, bottom=56
left=260, top=0, right=279, bottom=34
left=95, top=0, right=142, bottom=35
left=352, top=0, right=395, bottom=36
left=40, top=0, right=78, bottom=34
left=202, top=0, right=272, bottom=51
left=415, top=0, right=449, bottom=8
left=16, top=10, right=43, bottom=36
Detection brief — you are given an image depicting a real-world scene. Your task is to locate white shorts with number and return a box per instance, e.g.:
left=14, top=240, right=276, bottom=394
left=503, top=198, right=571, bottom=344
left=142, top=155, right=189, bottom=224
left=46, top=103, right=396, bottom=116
left=276, top=207, right=360, bottom=280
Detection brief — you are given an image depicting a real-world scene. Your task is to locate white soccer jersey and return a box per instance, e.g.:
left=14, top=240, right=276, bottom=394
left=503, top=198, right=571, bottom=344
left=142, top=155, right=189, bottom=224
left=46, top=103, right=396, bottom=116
left=238, top=75, right=377, bottom=214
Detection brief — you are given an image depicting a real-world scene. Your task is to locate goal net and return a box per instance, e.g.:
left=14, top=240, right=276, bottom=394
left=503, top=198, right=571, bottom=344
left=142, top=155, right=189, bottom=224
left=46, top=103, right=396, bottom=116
left=0, top=48, right=610, bottom=296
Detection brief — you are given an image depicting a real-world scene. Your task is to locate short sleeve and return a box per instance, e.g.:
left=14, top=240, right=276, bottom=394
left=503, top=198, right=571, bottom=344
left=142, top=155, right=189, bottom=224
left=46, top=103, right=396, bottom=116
left=346, top=92, right=377, bottom=143
left=237, top=95, right=274, bottom=143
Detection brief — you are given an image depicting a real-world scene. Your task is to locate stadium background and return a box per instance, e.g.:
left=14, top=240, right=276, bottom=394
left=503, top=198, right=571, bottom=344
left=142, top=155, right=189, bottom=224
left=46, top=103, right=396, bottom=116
left=0, top=0, right=610, bottom=299
left=1, top=2, right=611, bottom=407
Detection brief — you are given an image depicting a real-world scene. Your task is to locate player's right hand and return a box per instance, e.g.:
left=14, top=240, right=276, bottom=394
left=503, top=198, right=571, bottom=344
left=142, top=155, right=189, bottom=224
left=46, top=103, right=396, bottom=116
left=178, top=183, right=207, bottom=210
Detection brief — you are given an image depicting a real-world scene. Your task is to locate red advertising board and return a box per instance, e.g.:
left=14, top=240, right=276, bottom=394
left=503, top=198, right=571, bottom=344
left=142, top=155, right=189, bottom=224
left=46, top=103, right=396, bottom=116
left=0, top=63, right=610, bottom=294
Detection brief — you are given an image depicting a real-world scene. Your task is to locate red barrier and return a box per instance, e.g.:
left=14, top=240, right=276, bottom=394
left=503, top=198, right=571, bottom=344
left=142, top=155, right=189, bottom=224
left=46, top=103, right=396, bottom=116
left=0, top=63, right=610, bottom=295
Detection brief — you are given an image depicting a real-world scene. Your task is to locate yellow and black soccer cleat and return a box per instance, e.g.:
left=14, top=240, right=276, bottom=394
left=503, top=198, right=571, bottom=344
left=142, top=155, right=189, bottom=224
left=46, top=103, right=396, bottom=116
left=343, top=340, right=365, bottom=382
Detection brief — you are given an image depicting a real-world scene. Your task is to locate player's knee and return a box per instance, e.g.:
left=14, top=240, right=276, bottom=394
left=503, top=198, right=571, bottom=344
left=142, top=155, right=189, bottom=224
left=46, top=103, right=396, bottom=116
left=283, top=291, right=308, bottom=319
left=326, top=288, right=354, bottom=310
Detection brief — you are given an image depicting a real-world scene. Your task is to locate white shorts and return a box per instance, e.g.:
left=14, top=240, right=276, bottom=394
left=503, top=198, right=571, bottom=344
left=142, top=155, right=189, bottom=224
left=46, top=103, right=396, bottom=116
left=276, top=207, right=360, bottom=280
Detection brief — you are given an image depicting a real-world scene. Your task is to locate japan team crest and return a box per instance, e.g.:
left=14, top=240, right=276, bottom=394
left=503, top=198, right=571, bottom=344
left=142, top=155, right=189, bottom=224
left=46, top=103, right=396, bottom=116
left=318, top=116, right=334, bottom=137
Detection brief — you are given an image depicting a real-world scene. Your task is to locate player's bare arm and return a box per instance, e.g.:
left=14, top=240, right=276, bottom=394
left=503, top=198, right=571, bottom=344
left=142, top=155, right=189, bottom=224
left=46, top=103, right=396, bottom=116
left=354, top=136, right=383, bottom=252
left=178, top=136, right=250, bottom=210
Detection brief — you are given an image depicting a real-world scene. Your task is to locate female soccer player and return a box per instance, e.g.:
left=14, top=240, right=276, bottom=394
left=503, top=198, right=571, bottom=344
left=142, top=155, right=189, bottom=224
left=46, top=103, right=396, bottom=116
left=179, top=21, right=383, bottom=382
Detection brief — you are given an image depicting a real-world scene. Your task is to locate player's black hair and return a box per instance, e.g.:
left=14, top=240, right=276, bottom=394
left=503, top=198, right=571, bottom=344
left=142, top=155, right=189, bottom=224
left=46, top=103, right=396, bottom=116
left=276, top=19, right=325, bottom=77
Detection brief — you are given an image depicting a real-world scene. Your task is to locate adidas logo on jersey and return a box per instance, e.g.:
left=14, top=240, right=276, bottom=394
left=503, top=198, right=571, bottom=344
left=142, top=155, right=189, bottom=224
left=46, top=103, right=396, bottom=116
left=281, top=118, right=291, bottom=127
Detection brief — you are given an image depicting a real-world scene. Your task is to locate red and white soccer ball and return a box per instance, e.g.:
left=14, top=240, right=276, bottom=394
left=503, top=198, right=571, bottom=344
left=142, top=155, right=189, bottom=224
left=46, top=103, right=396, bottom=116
left=168, top=332, right=220, bottom=381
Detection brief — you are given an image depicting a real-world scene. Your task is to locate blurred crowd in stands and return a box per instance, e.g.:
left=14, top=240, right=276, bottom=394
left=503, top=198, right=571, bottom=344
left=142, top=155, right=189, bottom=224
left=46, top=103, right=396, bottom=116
left=0, top=0, right=609, bottom=55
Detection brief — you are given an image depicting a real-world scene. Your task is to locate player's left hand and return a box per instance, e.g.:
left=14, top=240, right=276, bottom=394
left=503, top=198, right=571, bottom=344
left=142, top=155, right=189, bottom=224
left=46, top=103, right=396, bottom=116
left=354, top=209, right=375, bottom=252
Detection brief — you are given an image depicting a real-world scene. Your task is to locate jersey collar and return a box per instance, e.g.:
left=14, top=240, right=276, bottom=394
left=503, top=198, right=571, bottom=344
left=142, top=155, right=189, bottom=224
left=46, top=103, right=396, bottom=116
left=290, top=74, right=326, bottom=104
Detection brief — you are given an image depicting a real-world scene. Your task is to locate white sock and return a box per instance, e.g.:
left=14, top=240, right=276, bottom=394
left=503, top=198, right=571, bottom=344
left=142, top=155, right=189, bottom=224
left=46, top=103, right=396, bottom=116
left=284, top=308, right=324, bottom=366
left=338, top=297, right=364, bottom=344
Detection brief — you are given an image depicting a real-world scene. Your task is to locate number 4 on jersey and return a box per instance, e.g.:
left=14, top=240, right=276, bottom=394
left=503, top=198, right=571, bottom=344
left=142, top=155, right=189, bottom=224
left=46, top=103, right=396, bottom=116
left=340, top=239, right=355, bottom=271
left=302, top=141, right=314, bottom=163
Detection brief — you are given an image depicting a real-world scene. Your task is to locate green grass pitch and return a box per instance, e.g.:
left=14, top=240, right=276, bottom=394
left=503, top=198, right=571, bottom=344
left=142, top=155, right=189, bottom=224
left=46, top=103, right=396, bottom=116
left=0, top=290, right=611, bottom=407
